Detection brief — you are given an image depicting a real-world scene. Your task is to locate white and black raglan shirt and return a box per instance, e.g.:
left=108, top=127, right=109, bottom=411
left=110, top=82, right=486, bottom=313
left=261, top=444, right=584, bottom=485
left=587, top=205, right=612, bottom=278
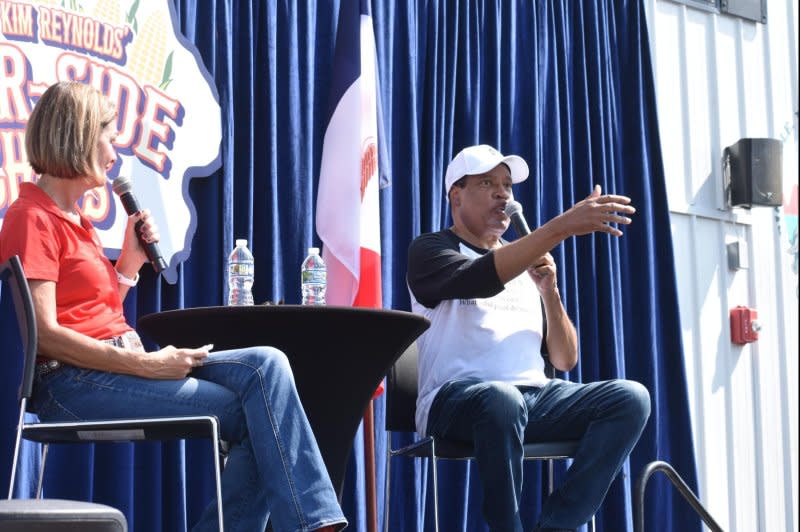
left=407, top=229, right=549, bottom=436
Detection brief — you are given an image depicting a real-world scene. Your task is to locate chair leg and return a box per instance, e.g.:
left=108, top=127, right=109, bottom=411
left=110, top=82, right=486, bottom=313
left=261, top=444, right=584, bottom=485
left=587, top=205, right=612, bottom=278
left=383, top=447, right=392, bottom=532
left=7, top=404, right=26, bottom=499
left=210, top=424, right=225, bottom=532
left=36, top=443, right=49, bottom=499
left=544, top=459, right=594, bottom=532
left=219, top=440, right=230, bottom=471
left=430, top=441, right=439, bottom=532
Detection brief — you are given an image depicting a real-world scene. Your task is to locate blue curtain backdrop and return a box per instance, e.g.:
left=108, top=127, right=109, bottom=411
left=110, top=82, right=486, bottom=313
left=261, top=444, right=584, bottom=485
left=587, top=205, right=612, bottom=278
left=0, top=1, right=701, bottom=531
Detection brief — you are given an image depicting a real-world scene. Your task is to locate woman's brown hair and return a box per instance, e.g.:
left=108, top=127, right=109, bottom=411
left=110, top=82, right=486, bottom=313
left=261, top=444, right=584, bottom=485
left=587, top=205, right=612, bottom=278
left=25, top=81, right=116, bottom=180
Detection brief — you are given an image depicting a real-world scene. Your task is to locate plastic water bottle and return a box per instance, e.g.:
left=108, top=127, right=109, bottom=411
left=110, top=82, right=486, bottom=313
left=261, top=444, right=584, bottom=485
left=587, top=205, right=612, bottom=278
left=301, top=247, right=326, bottom=305
left=227, top=239, right=254, bottom=306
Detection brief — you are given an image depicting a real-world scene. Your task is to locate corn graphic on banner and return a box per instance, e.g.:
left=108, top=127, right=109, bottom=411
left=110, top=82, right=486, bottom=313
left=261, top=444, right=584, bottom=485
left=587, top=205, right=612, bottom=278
left=0, top=0, right=222, bottom=284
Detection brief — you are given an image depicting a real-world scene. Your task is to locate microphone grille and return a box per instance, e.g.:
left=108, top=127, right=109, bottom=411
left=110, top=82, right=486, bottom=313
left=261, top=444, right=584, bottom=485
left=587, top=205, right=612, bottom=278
left=111, top=176, right=132, bottom=196
left=504, top=200, right=523, bottom=217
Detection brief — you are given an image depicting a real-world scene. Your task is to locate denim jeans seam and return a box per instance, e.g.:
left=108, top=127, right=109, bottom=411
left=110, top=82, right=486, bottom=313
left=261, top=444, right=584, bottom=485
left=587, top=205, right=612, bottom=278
left=35, top=389, right=82, bottom=420
left=73, top=373, right=119, bottom=391
left=38, top=372, right=239, bottom=426
left=69, top=370, right=241, bottom=415
left=192, top=353, right=308, bottom=531
left=254, top=363, right=307, bottom=529
left=204, top=356, right=308, bottom=527
left=530, top=403, right=598, bottom=425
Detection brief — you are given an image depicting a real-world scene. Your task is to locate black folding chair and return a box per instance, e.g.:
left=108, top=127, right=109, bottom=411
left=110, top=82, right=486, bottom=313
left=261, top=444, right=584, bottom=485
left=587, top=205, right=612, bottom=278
left=1, top=255, right=226, bottom=532
left=383, top=341, right=595, bottom=531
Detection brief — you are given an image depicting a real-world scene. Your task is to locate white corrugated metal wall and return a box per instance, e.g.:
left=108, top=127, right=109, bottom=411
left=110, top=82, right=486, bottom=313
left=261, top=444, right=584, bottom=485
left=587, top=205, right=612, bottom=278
left=643, top=0, right=799, bottom=530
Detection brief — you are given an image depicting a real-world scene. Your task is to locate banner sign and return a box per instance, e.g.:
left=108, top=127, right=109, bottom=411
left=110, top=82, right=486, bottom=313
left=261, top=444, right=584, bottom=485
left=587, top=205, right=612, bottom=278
left=0, top=0, right=221, bottom=283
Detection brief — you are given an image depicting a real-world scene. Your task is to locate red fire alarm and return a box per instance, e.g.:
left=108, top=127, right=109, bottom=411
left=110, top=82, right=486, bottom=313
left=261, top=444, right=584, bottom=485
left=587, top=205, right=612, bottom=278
left=730, top=306, right=760, bottom=344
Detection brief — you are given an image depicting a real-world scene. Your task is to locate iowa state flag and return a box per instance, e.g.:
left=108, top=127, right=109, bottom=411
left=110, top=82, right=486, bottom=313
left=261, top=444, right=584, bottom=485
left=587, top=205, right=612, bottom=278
left=316, top=0, right=382, bottom=311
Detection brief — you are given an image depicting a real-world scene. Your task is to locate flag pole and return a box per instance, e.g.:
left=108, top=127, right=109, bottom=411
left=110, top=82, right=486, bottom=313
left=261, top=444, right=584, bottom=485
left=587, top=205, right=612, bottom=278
left=363, top=401, right=378, bottom=532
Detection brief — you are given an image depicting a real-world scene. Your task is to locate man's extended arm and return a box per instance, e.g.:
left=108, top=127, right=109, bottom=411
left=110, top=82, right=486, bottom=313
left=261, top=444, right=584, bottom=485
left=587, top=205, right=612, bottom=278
left=494, top=185, right=634, bottom=284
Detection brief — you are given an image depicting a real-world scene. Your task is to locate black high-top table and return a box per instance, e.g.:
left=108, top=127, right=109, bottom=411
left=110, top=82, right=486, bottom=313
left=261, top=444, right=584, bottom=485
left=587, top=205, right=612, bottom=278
left=137, top=305, right=429, bottom=497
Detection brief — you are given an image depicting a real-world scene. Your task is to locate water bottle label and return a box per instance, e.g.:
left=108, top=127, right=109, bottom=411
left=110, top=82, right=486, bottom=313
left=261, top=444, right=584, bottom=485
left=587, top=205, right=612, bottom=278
left=302, top=269, right=326, bottom=284
left=230, top=262, right=254, bottom=276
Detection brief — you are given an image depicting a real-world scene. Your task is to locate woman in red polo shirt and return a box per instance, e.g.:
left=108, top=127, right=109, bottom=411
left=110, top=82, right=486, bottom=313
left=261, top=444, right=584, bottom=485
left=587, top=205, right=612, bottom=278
left=0, top=82, right=346, bottom=532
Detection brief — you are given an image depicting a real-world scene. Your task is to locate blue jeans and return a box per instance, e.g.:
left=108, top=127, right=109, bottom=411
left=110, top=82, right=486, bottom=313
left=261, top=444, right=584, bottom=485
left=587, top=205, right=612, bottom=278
left=426, top=378, right=651, bottom=532
left=32, top=346, right=347, bottom=532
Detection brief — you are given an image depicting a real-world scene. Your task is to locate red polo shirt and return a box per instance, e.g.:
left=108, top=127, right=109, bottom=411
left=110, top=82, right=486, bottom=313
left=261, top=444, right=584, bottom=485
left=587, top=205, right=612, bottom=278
left=0, top=183, right=132, bottom=340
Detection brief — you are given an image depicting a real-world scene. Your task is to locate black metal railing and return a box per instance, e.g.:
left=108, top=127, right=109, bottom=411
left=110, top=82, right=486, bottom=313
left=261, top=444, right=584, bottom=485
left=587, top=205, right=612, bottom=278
left=634, top=460, right=724, bottom=532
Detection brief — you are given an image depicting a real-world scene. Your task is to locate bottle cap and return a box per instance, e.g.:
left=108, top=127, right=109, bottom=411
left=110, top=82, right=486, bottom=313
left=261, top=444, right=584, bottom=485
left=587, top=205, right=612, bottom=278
left=236, top=239, right=248, bottom=247
left=308, top=247, right=320, bottom=255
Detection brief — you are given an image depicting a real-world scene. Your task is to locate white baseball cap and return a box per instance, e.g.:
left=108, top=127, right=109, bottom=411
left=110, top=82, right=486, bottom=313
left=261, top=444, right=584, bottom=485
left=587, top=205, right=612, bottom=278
left=444, top=144, right=529, bottom=200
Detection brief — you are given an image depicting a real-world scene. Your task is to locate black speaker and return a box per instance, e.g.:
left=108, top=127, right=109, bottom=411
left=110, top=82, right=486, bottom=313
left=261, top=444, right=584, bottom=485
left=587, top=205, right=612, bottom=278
left=725, top=138, right=783, bottom=208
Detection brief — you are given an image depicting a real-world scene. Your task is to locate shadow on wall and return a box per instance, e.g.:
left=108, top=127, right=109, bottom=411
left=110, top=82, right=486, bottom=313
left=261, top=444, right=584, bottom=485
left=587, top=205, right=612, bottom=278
left=684, top=172, right=743, bottom=394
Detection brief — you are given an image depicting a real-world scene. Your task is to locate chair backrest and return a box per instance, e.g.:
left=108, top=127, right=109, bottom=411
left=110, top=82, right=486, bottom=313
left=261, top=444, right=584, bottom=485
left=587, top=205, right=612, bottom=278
left=385, top=341, right=419, bottom=433
left=0, top=255, right=39, bottom=403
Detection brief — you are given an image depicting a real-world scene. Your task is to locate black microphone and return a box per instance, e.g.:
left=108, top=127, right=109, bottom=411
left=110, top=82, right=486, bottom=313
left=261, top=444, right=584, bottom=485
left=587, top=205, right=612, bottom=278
left=111, top=176, right=167, bottom=273
left=504, top=200, right=531, bottom=237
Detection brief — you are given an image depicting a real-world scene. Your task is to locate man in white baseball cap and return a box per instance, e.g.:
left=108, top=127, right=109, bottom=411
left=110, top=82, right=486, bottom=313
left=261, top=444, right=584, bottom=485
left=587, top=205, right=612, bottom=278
left=444, top=144, right=529, bottom=200
left=406, top=144, right=650, bottom=532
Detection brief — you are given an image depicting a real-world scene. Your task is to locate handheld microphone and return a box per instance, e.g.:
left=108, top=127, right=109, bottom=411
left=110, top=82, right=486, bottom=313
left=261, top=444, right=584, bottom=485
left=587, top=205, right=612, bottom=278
left=504, top=200, right=531, bottom=237
left=111, top=176, right=167, bottom=273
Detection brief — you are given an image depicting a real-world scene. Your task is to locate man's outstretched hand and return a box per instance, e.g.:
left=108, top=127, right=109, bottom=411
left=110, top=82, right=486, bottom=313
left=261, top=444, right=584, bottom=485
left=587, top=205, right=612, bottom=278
left=555, top=184, right=636, bottom=238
